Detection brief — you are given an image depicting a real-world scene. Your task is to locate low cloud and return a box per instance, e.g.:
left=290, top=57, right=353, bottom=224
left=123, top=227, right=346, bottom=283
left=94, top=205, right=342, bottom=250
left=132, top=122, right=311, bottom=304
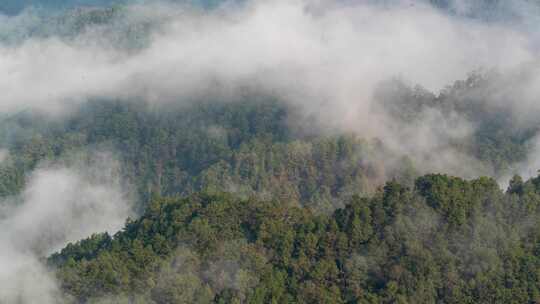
left=0, top=0, right=534, bottom=115
left=0, top=152, right=134, bottom=303
left=0, top=148, right=8, bottom=162
left=0, top=0, right=538, bottom=179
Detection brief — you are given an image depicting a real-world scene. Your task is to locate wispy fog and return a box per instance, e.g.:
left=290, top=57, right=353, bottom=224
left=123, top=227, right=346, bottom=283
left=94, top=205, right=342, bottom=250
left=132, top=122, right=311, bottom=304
left=0, top=152, right=134, bottom=303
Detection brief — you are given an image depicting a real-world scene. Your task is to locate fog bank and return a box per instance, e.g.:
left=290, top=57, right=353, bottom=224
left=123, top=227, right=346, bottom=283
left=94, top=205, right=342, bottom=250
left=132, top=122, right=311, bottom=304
left=0, top=153, right=134, bottom=303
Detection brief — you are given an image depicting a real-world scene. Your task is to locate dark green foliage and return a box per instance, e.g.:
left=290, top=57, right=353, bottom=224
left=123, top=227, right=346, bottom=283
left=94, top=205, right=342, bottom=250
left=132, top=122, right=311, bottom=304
left=51, top=175, right=540, bottom=303
left=0, top=77, right=538, bottom=303
left=0, top=98, right=406, bottom=212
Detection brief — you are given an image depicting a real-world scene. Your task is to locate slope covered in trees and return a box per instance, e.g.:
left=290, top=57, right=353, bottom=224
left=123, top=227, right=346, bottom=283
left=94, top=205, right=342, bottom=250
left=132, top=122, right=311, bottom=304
left=1, top=1, right=540, bottom=303
left=1, top=73, right=537, bottom=213
left=50, top=174, right=540, bottom=303
left=0, top=97, right=417, bottom=213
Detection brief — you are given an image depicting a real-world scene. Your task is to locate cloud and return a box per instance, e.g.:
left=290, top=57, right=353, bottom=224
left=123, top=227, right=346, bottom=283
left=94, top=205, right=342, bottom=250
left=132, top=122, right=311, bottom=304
left=0, top=152, right=134, bottom=303
left=0, top=149, right=8, bottom=162
left=0, top=0, right=533, bottom=112
left=1, top=0, right=540, bottom=178
left=501, top=133, right=540, bottom=183
left=1, top=2, right=539, bottom=302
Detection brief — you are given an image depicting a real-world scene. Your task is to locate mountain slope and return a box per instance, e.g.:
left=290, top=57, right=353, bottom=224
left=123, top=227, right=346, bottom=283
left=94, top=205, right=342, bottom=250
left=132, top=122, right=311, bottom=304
left=50, top=175, right=540, bottom=303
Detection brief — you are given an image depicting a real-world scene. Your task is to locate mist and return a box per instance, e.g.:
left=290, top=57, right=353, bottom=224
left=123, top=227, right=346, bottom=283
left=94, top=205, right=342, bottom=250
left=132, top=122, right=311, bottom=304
left=1, top=1, right=540, bottom=302
left=0, top=0, right=533, bottom=102
left=1, top=0, right=539, bottom=179
left=0, top=0, right=534, bottom=112
left=0, top=149, right=8, bottom=162
left=0, top=152, right=134, bottom=303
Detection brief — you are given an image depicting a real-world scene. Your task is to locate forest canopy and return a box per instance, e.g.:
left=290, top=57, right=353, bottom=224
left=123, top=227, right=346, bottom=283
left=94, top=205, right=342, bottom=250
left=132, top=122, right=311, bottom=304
left=0, top=0, right=539, bottom=303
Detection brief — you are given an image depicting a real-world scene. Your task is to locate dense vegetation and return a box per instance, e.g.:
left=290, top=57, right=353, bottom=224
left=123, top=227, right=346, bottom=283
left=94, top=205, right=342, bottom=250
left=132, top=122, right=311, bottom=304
left=0, top=72, right=536, bottom=303
left=50, top=174, right=540, bottom=303
left=2, top=71, right=538, bottom=212
left=0, top=97, right=418, bottom=213
left=1, top=2, right=539, bottom=303
left=0, top=70, right=537, bottom=303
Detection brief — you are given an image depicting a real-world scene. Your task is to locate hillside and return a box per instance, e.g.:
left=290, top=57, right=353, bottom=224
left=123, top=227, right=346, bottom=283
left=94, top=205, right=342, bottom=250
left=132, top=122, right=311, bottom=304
left=50, top=175, right=540, bottom=303
left=0, top=79, right=537, bottom=213
left=0, top=0, right=539, bottom=303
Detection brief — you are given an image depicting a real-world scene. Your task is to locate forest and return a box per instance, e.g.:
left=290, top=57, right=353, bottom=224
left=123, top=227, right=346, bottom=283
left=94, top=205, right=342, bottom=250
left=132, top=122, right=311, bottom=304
left=0, top=88, right=536, bottom=303
left=49, top=174, right=540, bottom=303
left=0, top=0, right=539, bottom=303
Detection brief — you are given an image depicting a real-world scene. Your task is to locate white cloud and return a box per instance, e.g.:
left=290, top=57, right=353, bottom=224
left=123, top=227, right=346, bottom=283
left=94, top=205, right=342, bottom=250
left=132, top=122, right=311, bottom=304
left=0, top=0, right=534, bottom=116
left=0, top=153, right=134, bottom=303
left=0, top=0, right=538, bottom=179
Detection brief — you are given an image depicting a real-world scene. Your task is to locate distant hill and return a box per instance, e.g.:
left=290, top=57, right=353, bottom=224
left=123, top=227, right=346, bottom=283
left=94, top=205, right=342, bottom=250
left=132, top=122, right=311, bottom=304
left=0, top=0, right=226, bottom=15
left=0, top=0, right=121, bottom=15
